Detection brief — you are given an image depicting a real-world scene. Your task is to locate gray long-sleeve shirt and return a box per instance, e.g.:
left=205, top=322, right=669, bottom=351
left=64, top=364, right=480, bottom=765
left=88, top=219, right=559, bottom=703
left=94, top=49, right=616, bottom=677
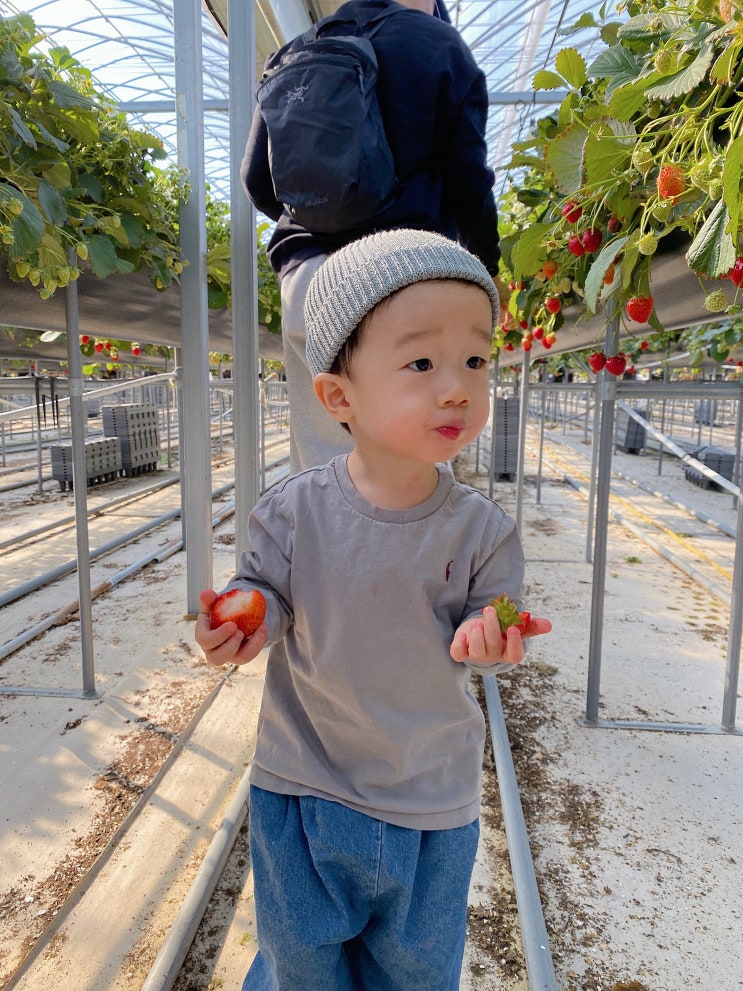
left=230, top=455, right=525, bottom=830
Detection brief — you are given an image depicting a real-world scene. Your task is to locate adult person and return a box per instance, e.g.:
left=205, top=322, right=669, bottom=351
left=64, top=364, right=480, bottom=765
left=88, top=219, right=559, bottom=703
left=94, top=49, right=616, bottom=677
left=242, top=0, right=502, bottom=472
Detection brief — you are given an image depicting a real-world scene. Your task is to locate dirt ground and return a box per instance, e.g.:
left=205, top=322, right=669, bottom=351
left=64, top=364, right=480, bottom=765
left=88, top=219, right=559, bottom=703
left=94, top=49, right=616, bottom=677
left=1, top=432, right=742, bottom=991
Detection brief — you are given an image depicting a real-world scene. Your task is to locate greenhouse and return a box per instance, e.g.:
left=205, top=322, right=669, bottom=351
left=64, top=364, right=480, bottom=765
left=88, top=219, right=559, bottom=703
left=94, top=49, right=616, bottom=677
left=1, top=1, right=741, bottom=990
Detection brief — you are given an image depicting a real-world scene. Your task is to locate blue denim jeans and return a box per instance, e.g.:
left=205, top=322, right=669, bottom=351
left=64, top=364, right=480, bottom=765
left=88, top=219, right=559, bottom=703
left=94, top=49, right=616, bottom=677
left=243, top=786, right=479, bottom=991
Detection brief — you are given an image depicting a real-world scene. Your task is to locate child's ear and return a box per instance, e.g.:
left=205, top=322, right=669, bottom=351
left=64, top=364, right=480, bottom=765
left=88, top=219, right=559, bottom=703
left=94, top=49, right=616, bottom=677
left=313, top=373, right=352, bottom=425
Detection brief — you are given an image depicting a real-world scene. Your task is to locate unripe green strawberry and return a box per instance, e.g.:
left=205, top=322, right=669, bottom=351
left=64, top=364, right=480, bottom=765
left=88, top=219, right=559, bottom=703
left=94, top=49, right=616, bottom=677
left=638, top=233, right=659, bottom=255
left=708, top=180, right=723, bottom=200
left=651, top=201, right=672, bottom=223
left=654, top=49, right=673, bottom=73
left=647, top=101, right=663, bottom=119
left=704, top=289, right=727, bottom=312
left=632, top=146, right=654, bottom=175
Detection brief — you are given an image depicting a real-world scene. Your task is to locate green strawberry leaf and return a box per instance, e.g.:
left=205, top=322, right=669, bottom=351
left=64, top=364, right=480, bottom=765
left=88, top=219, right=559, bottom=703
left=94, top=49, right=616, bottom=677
left=589, top=46, right=642, bottom=98
left=510, top=223, right=555, bottom=280
left=532, top=69, right=566, bottom=91
left=554, top=48, right=587, bottom=89
left=584, top=132, right=632, bottom=188
left=685, top=199, right=736, bottom=278
left=8, top=106, right=37, bottom=148
left=722, top=136, right=743, bottom=243
left=6, top=188, right=45, bottom=257
left=38, top=178, right=68, bottom=226
left=711, top=39, right=742, bottom=84
left=585, top=236, right=628, bottom=314
left=46, top=79, right=96, bottom=110
left=544, top=123, right=586, bottom=193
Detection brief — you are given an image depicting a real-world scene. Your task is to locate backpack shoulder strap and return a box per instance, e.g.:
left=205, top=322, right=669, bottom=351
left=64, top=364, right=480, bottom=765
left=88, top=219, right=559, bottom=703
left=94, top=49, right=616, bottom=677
left=315, top=5, right=400, bottom=42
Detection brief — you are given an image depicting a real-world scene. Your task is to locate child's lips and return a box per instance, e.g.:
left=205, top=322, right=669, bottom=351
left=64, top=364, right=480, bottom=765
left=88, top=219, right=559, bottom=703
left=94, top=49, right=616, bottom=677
left=437, top=424, right=465, bottom=440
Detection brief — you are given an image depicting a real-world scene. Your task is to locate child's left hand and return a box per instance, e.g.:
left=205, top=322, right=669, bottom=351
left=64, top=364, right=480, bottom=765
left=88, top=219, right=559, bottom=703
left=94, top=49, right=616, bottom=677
left=450, top=605, right=552, bottom=666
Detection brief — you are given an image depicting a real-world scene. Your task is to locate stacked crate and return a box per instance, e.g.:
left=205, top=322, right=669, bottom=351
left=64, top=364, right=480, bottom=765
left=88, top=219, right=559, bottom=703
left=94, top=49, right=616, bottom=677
left=615, top=404, right=650, bottom=455
left=50, top=437, right=122, bottom=491
left=684, top=445, right=736, bottom=490
left=102, top=404, right=160, bottom=477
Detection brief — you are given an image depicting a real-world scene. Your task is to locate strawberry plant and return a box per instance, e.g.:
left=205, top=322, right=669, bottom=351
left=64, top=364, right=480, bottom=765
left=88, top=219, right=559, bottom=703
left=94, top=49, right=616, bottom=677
left=496, top=0, right=743, bottom=358
left=0, top=11, right=283, bottom=346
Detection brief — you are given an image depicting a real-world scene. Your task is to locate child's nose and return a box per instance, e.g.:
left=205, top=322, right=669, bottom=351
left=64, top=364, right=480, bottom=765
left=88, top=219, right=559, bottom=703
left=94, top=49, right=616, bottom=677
left=439, top=372, right=470, bottom=406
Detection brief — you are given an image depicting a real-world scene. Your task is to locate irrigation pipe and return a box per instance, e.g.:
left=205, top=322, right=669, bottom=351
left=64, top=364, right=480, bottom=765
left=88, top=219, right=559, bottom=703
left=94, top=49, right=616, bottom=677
left=0, top=475, right=180, bottom=552
left=559, top=470, right=732, bottom=608
left=3, top=670, right=234, bottom=988
left=0, top=501, right=236, bottom=666
left=482, top=675, right=558, bottom=991
left=611, top=469, right=736, bottom=539
left=141, top=764, right=252, bottom=991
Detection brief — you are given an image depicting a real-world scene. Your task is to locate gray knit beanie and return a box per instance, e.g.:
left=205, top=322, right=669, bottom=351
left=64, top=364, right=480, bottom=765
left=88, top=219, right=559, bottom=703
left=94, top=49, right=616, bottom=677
left=304, top=228, right=500, bottom=377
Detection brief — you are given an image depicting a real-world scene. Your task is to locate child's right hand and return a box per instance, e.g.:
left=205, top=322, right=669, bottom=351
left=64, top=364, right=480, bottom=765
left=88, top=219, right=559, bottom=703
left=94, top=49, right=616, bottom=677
left=194, top=588, right=269, bottom=667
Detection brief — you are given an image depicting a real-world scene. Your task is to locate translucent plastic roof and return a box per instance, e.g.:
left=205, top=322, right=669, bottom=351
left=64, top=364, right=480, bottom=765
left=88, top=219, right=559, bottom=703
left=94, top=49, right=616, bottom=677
left=1, top=0, right=616, bottom=203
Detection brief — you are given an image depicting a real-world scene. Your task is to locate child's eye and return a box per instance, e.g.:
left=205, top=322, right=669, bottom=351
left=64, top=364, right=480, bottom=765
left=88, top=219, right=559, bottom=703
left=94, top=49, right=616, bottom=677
left=466, top=355, right=487, bottom=369
left=408, top=358, right=432, bottom=371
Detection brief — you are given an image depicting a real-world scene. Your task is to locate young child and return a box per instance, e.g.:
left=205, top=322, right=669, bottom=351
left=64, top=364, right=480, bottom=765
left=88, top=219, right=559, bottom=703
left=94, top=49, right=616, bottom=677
left=195, top=228, right=551, bottom=991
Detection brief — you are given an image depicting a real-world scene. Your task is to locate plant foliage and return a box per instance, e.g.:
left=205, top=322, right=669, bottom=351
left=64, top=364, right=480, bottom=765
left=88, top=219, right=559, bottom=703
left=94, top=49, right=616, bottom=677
left=496, top=0, right=743, bottom=363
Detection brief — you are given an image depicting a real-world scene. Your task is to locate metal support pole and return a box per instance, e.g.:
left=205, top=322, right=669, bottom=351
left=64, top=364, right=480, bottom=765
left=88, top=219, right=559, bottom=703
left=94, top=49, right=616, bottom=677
left=516, top=349, right=530, bottom=532
left=536, top=389, right=546, bottom=504
left=488, top=357, right=499, bottom=501
left=229, top=0, right=261, bottom=566
left=584, top=312, right=619, bottom=723
left=721, top=390, right=743, bottom=732
left=64, top=263, right=98, bottom=698
left=174, top=0, right=213, bottom=611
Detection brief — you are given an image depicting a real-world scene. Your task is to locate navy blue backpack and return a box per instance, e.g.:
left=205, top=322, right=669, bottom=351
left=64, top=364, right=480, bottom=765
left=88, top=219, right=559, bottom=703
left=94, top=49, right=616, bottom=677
left=256, top=10, right=398, bottom=235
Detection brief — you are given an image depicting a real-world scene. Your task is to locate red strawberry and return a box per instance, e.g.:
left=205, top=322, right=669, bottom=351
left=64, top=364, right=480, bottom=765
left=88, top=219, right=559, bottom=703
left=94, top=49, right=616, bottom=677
left=545, top=296, right=562, bottom=314
left=581, top=228, right=603, bottom=253
left=626, top=296, right=654, bottom=323
left=210, top=589, right=266, bottom=638
left=640, top=340, right=649, bottom=350
left=533, top=325, right=544, bottom=340
left=542, top=259, right=558, bottom=278
left=568, top=234, right=585, bottom=257
left=588, top=351, right=606, bottom=372
left=562, top=201, right=583, bottom=223
left=522, top=337, right=532, bottom=351
left=729, top=257, right=743, bottom=288
left=657, top=164, right=686, bottom=202
left=80, top=334, right=90, bottom=345
left=605, top=353, right=627, bottom=376
left=607, top=216, right=622, bottom=233
left=94, top=341, right=104, bottom=352
left=491, top=594, right=530, bottom=636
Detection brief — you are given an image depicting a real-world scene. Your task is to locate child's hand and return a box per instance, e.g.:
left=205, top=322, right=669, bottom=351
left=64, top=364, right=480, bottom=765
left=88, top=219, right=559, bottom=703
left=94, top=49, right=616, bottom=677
left=195, top=589, right=268, bottom=667
left=450, top=605, right=552, bottom=666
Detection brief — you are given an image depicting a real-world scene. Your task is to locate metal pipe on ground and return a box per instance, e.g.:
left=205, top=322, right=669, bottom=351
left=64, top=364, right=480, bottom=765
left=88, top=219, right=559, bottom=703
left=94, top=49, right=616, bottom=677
left=140, top=765, right=252, bottom=991
left=482, top=675, right=559, bottom=991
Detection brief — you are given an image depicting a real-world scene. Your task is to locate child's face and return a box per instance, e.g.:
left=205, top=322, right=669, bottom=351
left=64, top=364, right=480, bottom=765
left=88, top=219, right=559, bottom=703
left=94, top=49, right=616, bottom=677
left=337, top=279, right=493, bottom=463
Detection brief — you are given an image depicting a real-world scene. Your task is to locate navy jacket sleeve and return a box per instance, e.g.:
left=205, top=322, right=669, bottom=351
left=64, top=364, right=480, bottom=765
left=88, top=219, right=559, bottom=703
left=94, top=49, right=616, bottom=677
left=242, top=104, right=283, bottom=222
